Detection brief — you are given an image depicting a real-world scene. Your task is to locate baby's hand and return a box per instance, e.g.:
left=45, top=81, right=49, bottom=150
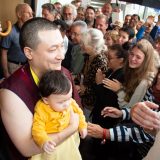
left=79, top=128, right=87, bottom=139
left=43, top=140, right=56, bottom=154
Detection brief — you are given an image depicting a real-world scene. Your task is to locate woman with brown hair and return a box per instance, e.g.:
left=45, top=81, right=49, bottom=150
left=87, top=39, right=159, bottom=160
left=103, top=39, right=158, bottom=109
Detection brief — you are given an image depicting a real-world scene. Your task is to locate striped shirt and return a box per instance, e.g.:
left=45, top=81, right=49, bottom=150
left=109, top=88, right=156, bottom=143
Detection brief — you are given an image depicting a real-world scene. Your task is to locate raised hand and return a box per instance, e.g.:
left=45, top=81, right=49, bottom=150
left=96, top=69, right=105, bottom=84
left=131, top=101, right=160, bottom=130
left=101, top=106, right=123, bottom=118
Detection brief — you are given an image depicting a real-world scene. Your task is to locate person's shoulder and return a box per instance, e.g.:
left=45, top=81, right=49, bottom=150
left=72, top=44, right=81, bottom=51
left=68, top=40, right=74, bottom=46
left=0, top=65, right=28, bottom=88
left=70, top=98, right=77, bottom=105
left=8, top=23, right=19, bottom=36
left=12, top=23, right=20, bottom=31
left=61, top=66, right=73, bottom=81
left=61, top=66, right=72, bottom=76
left=0, top=87, right=26, bottom=110
left=34, top=99, right=50, bottom=114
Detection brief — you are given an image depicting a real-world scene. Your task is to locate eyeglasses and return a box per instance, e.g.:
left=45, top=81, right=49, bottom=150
left=108, top=56, right=118, bottom=61
left=70, top=32, right=81, bottom=37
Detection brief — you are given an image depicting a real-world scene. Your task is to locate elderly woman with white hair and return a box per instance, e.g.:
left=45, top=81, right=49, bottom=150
left=79, top=28, right=108, bottom=120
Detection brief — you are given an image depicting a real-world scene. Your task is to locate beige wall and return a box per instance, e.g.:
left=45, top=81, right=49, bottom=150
left=0, top=0, right=24, bottom=28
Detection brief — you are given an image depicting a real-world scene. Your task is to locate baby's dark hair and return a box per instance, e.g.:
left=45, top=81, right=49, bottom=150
left=39, top=70, right=71, bottom=97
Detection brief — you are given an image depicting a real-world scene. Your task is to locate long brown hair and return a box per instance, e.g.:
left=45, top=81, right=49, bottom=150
left=123, top=39, right=157, bottom=101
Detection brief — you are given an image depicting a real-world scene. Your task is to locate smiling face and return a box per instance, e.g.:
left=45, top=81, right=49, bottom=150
left=77, top=10, right=85, bottom=21
left=44, top=87, right=72, bottom=112
left=104, top=34, right=113, bottom=46
left=118, top=30, right=129, bottom=45
left=128, top=46, right=145, bottom=69
left=85, top=8, right=95, bottom=22
left=95, top=17, right=108, bottom=35
left=124, top=15, right=131, bottom=26
left=27, top=29, right=65, bottom=78
left=63, top=7, right=74, bottom=21
left=107, top=49, right=123, bottom=71
left=102, top=3, right=112, bottom=17
left=18, top=4, right=33, bottom=24
left=42, top=8, right=55, bottom=21
left=70, top=25, right=82, bottom=44
left=129, top=15, right=139, bottom=28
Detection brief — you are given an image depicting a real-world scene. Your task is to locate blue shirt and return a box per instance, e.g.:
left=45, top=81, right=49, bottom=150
left=1, top=23, right=27, bottom=63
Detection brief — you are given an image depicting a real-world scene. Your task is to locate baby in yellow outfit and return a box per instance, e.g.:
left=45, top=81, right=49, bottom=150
left=31, top=70, right=87, bottom=160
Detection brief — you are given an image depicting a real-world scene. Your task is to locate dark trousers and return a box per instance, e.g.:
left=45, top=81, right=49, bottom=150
left=80, top=137, right=141, bottom=160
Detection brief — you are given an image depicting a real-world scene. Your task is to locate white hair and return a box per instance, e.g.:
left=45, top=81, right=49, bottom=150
left=71, top=20, right=87, bottom=33
left=81, top=28, right=107, bottom=54
left=61, top=4, right=77, bottom=19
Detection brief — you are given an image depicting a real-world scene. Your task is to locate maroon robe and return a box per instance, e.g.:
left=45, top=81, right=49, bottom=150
left=0, top=63, right=81, bottom=160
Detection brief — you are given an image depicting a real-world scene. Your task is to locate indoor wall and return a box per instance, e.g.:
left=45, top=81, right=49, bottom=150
left=0, top=0, right=24, bottom=28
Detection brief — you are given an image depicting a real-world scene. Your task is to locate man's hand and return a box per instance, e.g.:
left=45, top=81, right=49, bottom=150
left=87, top=122, right=104, bottom=138
left=131, top=101, right=160, bottom=130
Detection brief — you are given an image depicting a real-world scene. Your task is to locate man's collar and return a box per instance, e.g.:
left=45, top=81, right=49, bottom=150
left=30, top=67, right=39, bottom=86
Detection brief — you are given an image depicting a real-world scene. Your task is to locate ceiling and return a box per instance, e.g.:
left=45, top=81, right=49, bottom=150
left=119, top=0, right=160, bottom=9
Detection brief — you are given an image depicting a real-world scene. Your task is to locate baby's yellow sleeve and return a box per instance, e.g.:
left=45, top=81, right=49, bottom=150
left=32, top=100, right=52, bottom=148
left=71, top=98, right=87, bottom=130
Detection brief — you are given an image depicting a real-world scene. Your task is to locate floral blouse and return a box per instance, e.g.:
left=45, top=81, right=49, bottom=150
left=81, top=51, right=108, bottom=110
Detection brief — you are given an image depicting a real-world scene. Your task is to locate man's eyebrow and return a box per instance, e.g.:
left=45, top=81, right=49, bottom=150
left=50, top=42, right=64, bottom=48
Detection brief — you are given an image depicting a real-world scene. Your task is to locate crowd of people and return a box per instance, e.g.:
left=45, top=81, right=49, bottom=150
left=0, top=1, right=160, bottom=160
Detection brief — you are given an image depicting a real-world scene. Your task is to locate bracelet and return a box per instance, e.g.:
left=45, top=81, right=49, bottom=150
left=101, top=128, right=107, bottom=144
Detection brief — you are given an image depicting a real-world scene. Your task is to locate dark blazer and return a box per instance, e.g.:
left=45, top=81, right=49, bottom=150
left=62, top=40, right=74, bottom=71
left=92, top=68, right=124, bottom=128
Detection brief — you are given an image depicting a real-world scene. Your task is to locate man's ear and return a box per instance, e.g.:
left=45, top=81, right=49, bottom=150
left=23, top=47, right=33, bottom=60
left=17, top=11, right=22, bottom=19
left=42, top=97, right=49, bottom=105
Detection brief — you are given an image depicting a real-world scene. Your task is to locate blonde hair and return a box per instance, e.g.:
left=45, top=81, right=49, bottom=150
left=104, top=30, right=119, bottom=43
